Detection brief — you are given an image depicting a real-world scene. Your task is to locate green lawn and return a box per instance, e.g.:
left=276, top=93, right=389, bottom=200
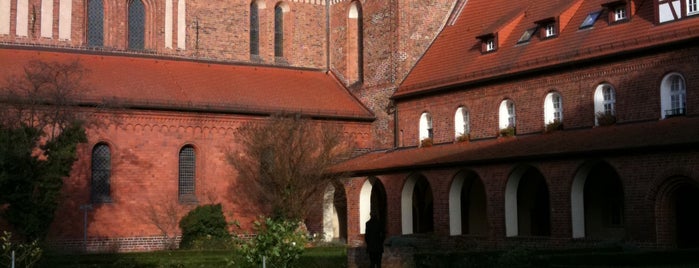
left=38, top=246, right=346, bottom=268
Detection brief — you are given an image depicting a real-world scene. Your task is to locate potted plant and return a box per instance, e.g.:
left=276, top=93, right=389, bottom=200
left=420, top=137, right=433, bottom=147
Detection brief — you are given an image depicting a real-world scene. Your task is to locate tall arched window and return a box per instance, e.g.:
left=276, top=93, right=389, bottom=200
left=454, top=106, right=469, bottom=140
left=91, top=143, right=111, bottom=203
left=128, top=0, right=145, bottom=50
left=347, top=1, right=363, bottom=83
left=544, top=92, right=563, bottom=124
left=250, top=1, right=260, bottom=56
left=274, top=3, right=285, bottom=57
left=419, top=112, right=433, bottom=145
left=594, top=84, right=616, bottom=126
left=499, top=99, right=516, bottom=129
left=661, top=73, right=687, bottom=118
left=87, top=0, right=104, bottom=47
left=179, top=145, right=196, bottom=203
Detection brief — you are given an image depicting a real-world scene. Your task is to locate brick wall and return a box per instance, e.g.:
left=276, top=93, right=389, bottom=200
left=396, top=46, right=699, bottom=147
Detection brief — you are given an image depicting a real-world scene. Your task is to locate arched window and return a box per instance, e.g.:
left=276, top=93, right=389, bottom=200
left=179, top=145, right=196, bottom=203
left=274, top=3, right=285, bottom=57
left=419, top=112, right=433, bottom=145
left=454, top=106, right=469, bottom=140
left=250, top=1, right=260, bottom=56
left=544, top=92, right=563, bottom=124
left=87, top=0, right=104, bottom=47
left=347, top=1, right=363, bottom=83
left=499, top=99, right=516, bottom=130
left=661, top=73, right=686, bottom=118
left=91, top=143, right=111, bottom=203
left=128, top=0, right=145, bottom=50
left=594, top=84, right=616, bottom=126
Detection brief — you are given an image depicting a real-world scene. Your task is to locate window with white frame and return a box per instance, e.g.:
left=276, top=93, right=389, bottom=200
left=454, top=106, right=470, bottom=140
left=594, top=84, right=616, bottom=125
left=689, top=0, right=698, bottom=15
left=486, top=38, right=495, bottom=51
left=499, top=99, right=516, bottom=129
left=419, top=112, right=433, bottom=144
left=660, top=73, right=687, bottom=118
left=614, top=6, right=627, bottom=21
left=544, top=92, right=563, bottom=124
left=545, top=23, right=556, bottom=37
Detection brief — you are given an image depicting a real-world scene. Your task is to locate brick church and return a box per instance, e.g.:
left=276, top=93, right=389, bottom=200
left=1, top=0, right=698, bottom=253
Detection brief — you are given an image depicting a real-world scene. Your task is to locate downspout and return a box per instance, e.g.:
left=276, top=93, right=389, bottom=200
left=325, top=0, right=331, bottom=71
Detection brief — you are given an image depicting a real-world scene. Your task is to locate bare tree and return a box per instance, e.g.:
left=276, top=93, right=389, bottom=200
left=227, top=114, right=353, bottom=221
left=140, top=194, right=187, bottom=250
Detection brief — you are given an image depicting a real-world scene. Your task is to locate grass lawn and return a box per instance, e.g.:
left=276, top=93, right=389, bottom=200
left=38, top=246, right=346, bottom=268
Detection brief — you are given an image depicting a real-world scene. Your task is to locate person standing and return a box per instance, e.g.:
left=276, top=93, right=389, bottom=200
left=365, top=212, right=385, bottom=268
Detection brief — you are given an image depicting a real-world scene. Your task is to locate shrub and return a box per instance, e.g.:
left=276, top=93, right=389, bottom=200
left=456, top=133, right=470, bottom=143
left=238, top=217, right=307, bottom=268
left=544, top=120, right=563, bottom=133
left=178, top=204, right=231, bottom=250
left=499, top=126, right=516, bottom=137
left=0, top=231, right=42, bottom=268
left=596, top=112, right=616, bottom=126
left=420, top=138, right=433, bottom=147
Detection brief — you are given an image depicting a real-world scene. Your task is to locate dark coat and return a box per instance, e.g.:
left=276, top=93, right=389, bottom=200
left=365, top=217, right=385, bottom=253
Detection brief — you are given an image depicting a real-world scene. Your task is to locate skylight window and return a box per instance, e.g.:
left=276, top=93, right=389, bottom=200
left=517, top=27, right=537, bottom=44
left=579, top=11, right=602, bottom=29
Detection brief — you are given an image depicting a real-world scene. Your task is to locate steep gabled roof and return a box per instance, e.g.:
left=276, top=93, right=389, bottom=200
left=0, top=47, right=375, bottom=120
left=397, top=0, right=699, bottom=98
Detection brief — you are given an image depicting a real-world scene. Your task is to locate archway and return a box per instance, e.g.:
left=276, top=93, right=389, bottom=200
left=657, top=178, right=699, bottom=248
left=359, top=177, right=386, bottom=234
left=449, top=170, right=487, bottom=235
left=322, top=182, right=347, bottom=242
left=505, top=166, right=550, bottom=236
left=571, top=161, right=625, bottom=239
left=402, top=174, right=433, bottom=234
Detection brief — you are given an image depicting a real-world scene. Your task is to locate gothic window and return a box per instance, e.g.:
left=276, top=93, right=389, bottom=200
left=250, top=2, right=260, bottom=56
left=274, top=4, right=284, bottom=57
left=87, top=0, right=104, bottom=47
left=91, top=143, right=111, bottom=203
left=179, top=145, right=196, bottom=203
left=661, top=73, right=687, bottom=118
left=347, top=1, right=363, bottom=83
left=128, top=0, right=145, bottom=50
left=544, top=92, right=563, bottom=124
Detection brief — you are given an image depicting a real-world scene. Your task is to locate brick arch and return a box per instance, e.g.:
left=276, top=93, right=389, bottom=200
left=401, top=173, right=433, bottom=234
left=448, top=169, right=487, bottom=235
left=322, top=181, right=347, bottom=242
left=359, top=176, right=386, bottom=234
left=571, top=160, right=624, bottom=239
left=505, top=164, right=550, bottom=237
left=653, top=176, right=699, bottom=248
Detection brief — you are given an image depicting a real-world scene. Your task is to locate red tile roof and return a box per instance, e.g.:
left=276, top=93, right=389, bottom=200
left=332, top=117, right=699, bottom=175
left=397, top=0, right=699, bottom=98
left=0, top=47, right=374, bottom=120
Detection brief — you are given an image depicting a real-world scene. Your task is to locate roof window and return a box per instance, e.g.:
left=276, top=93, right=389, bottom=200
left=517, top=27, right=537, bottom=44
left=602, top=1, right=630, bottom=24
left=579, top=11, right=602, bottom=29
left=534, top=17, right=558, bottom=39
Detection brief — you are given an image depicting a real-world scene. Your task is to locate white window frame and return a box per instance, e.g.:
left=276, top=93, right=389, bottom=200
left=660, top=73, right=687, bottom=119
left=594, top=84, right=616, bottom=125
left=499, top=100, right=516, bottom=129
left=454, top=106, right=470, bottom=139
left=419, top=112, right=433, bottom=143
left=544, top=92, right=563, bottom=124
left=614, top=6, right=627, bottom=21
left=688, top=0, right=699, bottom=15
left=485, top=38, right=495, bottom=51
left=545, top=23, right=556, bottom=37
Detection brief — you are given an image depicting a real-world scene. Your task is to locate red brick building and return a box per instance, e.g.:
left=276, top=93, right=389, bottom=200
left=0, top=0, right=698, bottom=256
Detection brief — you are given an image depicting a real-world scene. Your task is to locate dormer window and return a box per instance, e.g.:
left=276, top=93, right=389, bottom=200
left=689, top=0, right=698, bottom=16
left=603, top=1, right=630, bottom=23
left=535, top=18, right=557, bottom=39
left=476, top=33, right=497, bottom=53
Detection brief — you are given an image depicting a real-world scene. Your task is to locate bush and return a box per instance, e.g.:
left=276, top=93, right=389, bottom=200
left=238, top=217, right=307, bottom=268
left=499, top=126, right=516, bottom=137
left=178, top=204, right=231, bottom=250
left=456, top=133, right=470, bottom=143
left=0, top=231, right=42, bottom=268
